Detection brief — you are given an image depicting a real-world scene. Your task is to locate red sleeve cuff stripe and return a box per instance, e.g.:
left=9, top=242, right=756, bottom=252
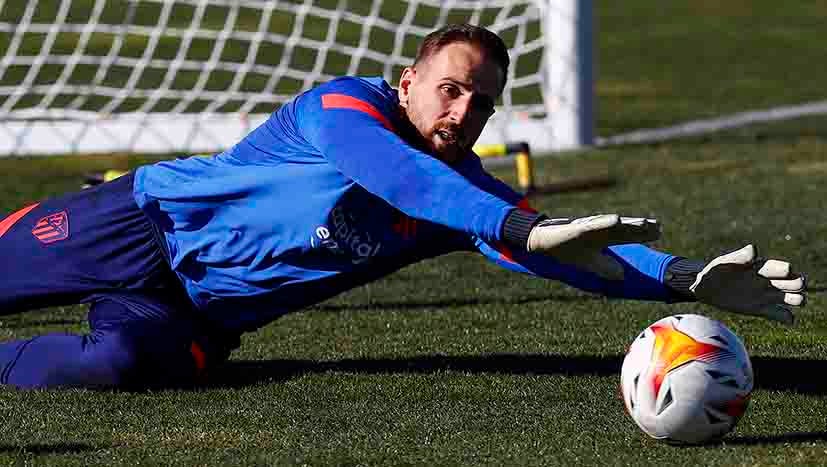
left=321, top=93, right=395, bottom=131
left=517, top=197, right=537, bottom=213
left=496, top=242, right=517, bottom=264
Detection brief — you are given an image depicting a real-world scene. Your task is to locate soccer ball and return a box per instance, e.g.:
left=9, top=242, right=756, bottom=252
left=620, top=314, right=753, bottom=444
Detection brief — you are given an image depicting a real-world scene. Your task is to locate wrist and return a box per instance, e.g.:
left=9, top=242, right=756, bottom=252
left=502, top=208, right=546, bottom=251
left=664, top=257, right=706, bottom=299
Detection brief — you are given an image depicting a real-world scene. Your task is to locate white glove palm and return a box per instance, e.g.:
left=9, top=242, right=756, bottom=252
left=689, top=244, right=806, bottom=324
left=527, top=214, right=661, bottom=280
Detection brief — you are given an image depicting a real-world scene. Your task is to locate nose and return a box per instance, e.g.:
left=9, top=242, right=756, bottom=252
left=448, top=95, right=473, bottom=125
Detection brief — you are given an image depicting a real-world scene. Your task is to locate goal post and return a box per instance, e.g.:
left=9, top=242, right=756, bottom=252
left=0, top=0, right=594, bottom=156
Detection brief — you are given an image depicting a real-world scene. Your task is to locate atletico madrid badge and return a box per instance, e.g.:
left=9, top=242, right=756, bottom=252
left=32, top=211, right=69, bottom=244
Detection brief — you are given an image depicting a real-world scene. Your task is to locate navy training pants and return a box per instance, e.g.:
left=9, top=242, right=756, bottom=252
left=0, top=174, right=236, bottom=389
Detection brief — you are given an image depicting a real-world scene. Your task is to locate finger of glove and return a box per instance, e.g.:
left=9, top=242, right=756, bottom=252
left=758, top=259, right=792, bottom=279
left=570, top=214, right=620, bottom=230
left=573, top=219, right=661, bottom=247
left=619, top=217, right=659, bottom=228
left=713, top=244, right=757, bottom=267
left=531, top=215, right=619, bottom=252
left=770, top=276, right=806, bottom=292
left=784, top=292, right=806, bottom=307
left=758, top=304, right=795, bottom=325
left=746, top=289, right=796, bottom=324
left=528, top=223, right=585, bottom=251
left=611, top=218, right=661, bottom=244
left=755, top=287, right=805, bottom=308
left=573, top=215, right=657, bottom=235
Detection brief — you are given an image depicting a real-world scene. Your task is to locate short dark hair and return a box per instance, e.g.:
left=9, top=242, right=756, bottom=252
left=414, top=24, right=510, bottom=89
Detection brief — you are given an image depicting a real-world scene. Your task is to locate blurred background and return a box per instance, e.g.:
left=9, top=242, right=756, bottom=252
left=1, top=0, right=823, bottom=157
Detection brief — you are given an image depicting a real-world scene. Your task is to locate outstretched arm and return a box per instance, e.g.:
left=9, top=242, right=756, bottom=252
left=475, top=239, right=807, bottom=324
left=455, top=158, right=807, bottom=322
left=293, top=78, right=656, bottom=264
left=474, top=238, right=682, bottom=302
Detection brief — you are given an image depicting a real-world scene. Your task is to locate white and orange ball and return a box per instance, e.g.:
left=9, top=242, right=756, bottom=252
left=620, top=314, right=753, bottom=444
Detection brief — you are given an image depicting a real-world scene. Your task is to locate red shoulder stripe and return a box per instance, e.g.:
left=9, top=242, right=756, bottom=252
left=321, top=93, right=395, bottom=131
left=0, top=203, right=39, bottom=238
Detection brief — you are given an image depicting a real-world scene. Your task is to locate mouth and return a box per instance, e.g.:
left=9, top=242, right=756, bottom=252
left=435, top=130, right=460, bottom=146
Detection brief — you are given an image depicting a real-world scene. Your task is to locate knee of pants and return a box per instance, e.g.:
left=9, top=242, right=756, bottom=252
left=78, top=330, right=144, bottom=389
left=83, top=328, right=199, bottom=389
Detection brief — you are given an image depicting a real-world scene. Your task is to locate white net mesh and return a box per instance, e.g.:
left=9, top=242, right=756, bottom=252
left=0, top=0, right=578, bottom=155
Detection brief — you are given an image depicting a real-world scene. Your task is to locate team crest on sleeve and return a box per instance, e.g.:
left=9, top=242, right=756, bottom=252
left=32, top=210, right=69, bottom=244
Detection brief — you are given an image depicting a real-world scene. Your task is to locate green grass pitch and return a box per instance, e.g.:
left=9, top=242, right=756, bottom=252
left=2, top=0, right=827, bottom=465
left=1, top=116, right=827, bottom=465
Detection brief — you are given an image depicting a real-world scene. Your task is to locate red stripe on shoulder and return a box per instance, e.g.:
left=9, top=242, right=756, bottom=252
left=0, top=203, right=39, bottom=238
left=321, top=93, right=395, bottom=131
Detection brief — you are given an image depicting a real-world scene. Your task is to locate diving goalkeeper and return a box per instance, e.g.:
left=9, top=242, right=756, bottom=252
left=0, top=24, right=805, bottom=389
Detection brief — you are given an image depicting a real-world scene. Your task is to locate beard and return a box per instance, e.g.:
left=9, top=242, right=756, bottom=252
left=429, top=124, right=467, bottom=163
left=401, top=107, right=469, bottom=165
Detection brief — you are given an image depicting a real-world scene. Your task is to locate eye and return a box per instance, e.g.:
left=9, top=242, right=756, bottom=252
left=439, top=84, right=461, bottom=99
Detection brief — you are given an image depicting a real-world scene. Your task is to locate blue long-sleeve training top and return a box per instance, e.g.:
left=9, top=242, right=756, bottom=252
left=133, top=76, right=680, bottom=334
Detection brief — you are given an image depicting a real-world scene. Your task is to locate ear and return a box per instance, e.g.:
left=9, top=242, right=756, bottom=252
left=397, top=67, right=416, bottom=108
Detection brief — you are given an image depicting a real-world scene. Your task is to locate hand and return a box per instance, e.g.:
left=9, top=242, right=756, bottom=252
left=689, top=244, right=806, bottom=324
left=527, top=214, right=660, bottom=280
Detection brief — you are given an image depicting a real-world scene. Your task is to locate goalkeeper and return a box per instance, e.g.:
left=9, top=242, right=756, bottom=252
left=0, top=24, right=805, bottom=389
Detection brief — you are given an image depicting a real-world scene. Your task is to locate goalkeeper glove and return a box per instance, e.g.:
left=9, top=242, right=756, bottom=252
left=526, top=214, right=661, bottom=280
left=688, top=244, right=806, bottom=324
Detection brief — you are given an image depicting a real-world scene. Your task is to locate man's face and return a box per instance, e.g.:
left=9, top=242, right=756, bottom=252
left=398, top=42, right=504, bottom=165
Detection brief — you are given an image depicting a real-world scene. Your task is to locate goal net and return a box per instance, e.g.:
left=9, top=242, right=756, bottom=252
left=0, top=0, right=592, bottom=156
